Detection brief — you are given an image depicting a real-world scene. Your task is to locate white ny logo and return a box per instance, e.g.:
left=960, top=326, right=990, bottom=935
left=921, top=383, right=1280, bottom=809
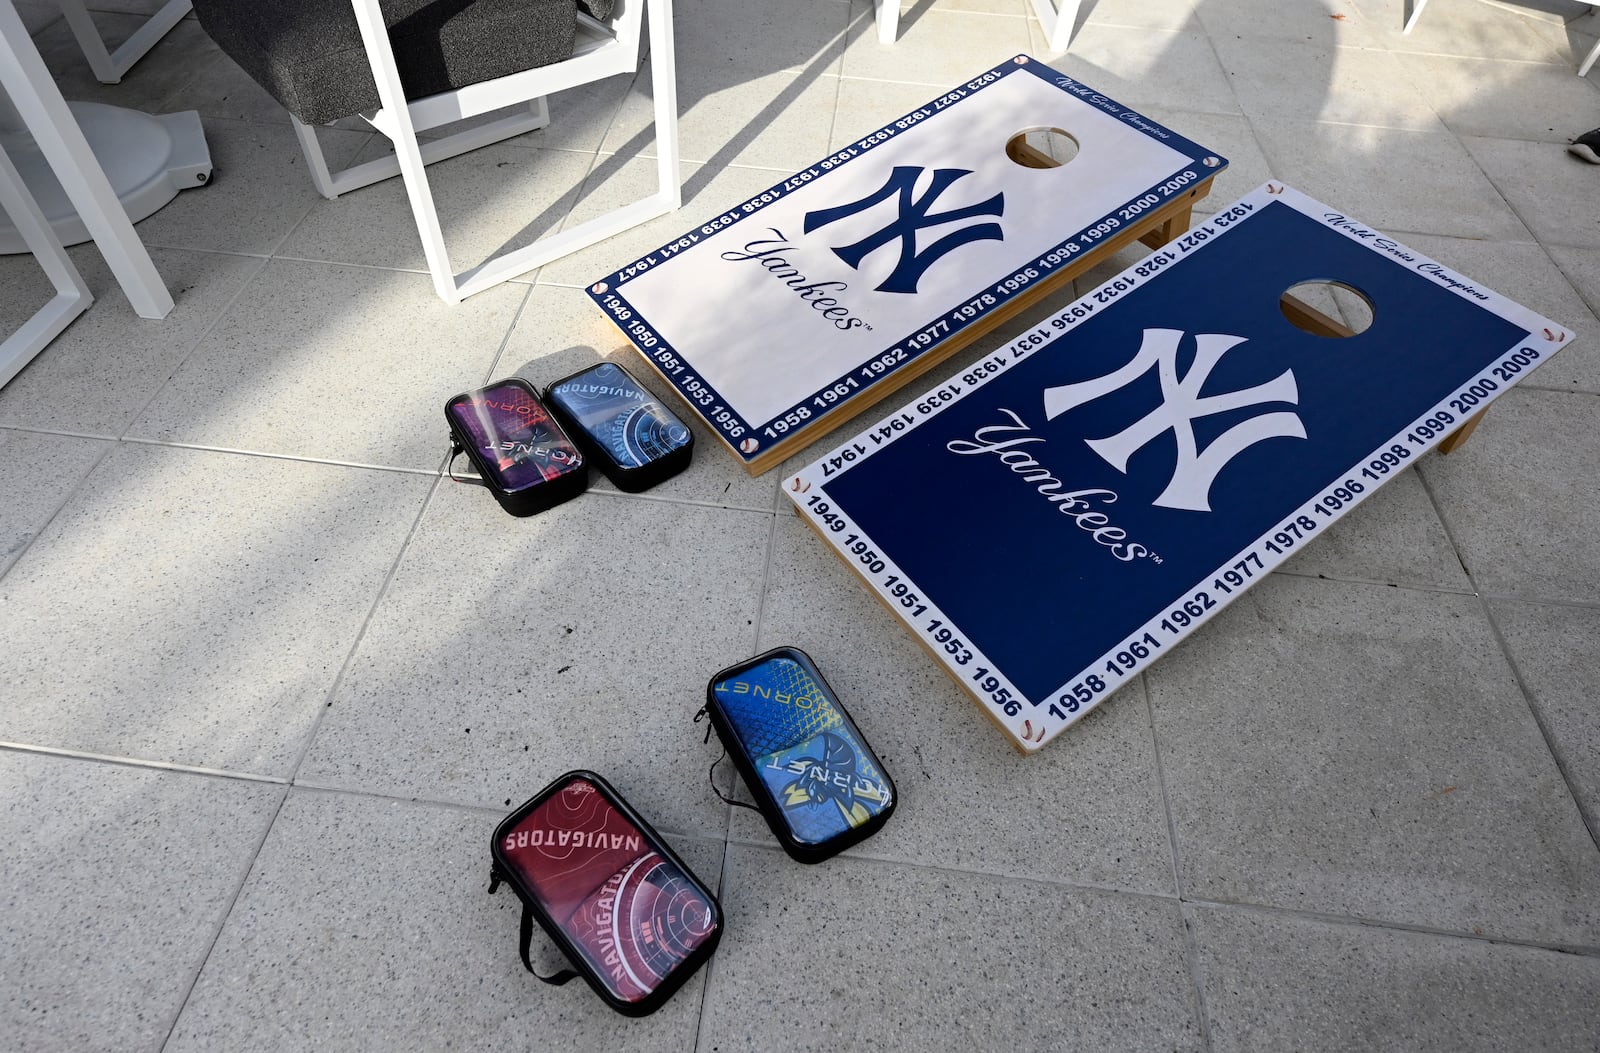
left=1042, top=328, right=1306, bottom=512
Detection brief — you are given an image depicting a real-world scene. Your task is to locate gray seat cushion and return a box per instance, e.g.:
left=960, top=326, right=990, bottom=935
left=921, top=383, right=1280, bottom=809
left=194, top=0, right=580, bottom=126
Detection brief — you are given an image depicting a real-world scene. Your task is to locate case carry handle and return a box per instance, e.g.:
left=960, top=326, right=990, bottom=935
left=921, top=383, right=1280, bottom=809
left=693, top=707, right=763, bottom=815
left=488, top=868, right=580, bottom=986
left=447, top=442, right=487, bottom=488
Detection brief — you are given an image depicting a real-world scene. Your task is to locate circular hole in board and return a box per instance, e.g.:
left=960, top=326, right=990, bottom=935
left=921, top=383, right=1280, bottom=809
left=1006, top=128, right=1080, bottom=169
left=1279, top=280, right=1376, bottom=338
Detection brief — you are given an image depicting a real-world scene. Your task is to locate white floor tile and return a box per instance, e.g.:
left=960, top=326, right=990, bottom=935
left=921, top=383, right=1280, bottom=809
left=0, top=445, right=430, bottom=773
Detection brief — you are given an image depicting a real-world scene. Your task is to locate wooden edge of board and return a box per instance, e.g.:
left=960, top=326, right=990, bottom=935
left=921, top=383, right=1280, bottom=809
left=610, top=178, right=1219, bottom=479
left=1437, top=408, right=1487, bottom=453
left=1278, top=296, right=1356, bottom=339
left=792, top=503, right=1036, bottom=755
left=1006, top=139, right=1065, bottom=170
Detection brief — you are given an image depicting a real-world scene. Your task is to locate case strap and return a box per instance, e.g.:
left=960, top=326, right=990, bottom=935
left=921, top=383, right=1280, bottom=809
left=693, top=707, right=762, bottom=813
left=707, top=753, right=762, bottom=813
left=487, top=866, right=580, bottom=986
left=518, top=906, right=579, bottom=986
left=447, top=442, right=486, bottom=488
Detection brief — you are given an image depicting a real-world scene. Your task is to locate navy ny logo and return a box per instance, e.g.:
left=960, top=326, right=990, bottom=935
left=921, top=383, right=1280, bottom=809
left=1043, top=328, right=1306, bottom=512
left=803, top=166, right=1004, bottom=294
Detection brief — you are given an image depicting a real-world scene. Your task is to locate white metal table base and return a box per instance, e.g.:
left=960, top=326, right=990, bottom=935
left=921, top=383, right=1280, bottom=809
left=54, top=0, right=192, bottom=85
left=0, top=135, right=91, bottom=389
left=873, top=0, right=1082, bottom=50
left=0, top=0, right=171, bottom=318
left=0, top=102, right=211, bottom=253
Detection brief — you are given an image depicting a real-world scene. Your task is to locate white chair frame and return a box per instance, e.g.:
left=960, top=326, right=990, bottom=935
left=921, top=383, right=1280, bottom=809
left=315, top=0, right=679, bottom=303
left=873, top=0, right=1081, bottom=51
left=1406, top=0, right=1600, bottom=75
left=0, top=133, right=92, bottom=389
left=55, top=0, right=192, bottom=84
left=1402, top=0, right=1429, bottom=35
left=1580, top=4, right=1600, bottom=76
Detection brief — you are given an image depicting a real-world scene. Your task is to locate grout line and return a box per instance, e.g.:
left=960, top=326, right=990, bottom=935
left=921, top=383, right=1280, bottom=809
left=1411, top=464, right=1600, bottom=854
left=0, top=741, right=289, bottom=785
left=279, top=475, right=445, bottom=784
left=698, top=454, right=788, bottom=1053
left=726, top=839, right=1600, bottom=958
left=4, top=427, right=777, bottom=525
left=157, top=782, right=294, bottom=1052
left=1442, top=108, right=1546, bottom=244
left=1143, top=674, right=1184, bottom=902
left=1143, top=673, right=1215, bottom=1050
left=113, top=254, right=272, bottom=444
left=132, top=245, right=273, bottom=263
left=725, top=828, right=1188, bottom=903
left=285, top=776, right=733, bottom=850
left=0, top=422, right=117, bottom=442
left=749, top=509, right=782, bottom=655
left=1475, top=591, right=1600, bottom=613
left=1269, top=564, right=1476, bottom=595
left=1476, top=599, right=1600, bottom=849
left=1541, top=242, right=1600, bottom=319
left=820, top=56, right=847, bottom=177
left=579, top=484, right=786, bottom=517
left=110, top=437, right=446, bottom=476
left=691, top=805, right=736, bottom=1053
left=250, top=254, right=437, bottom=278
left=482, top=281, right=538, bottom=382
left=0, top=436, right=116, bottom=588
left=1175, top=894, right=1600, bottom=958
left=543, top=65, right=641, bottom=250
left=260, top=127, right=379, bottom=260
left=1197, top=8, right=1255, bottom=137
left=153, top=473, right=448, bottom=1045
left=283, top=777, right=511, bottom=817
left=1521, top=380, right=1600, bottom=396
left=1178, top=902, right=1216, bottom=1052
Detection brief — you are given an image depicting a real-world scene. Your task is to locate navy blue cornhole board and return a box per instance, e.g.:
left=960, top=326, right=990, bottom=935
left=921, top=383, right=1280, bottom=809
left=786, top=183, right=1573, bottom=753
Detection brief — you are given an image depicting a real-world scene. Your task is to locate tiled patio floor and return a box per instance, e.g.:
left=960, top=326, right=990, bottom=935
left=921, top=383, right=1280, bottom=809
left=3, top=0, right=1600, bottom=1049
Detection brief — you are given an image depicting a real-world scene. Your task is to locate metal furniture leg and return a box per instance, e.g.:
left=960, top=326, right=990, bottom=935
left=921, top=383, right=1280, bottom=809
left=1581, top=5, right=1600, bottom=76
left=0, top=0, right=172, bottom=318
left=54, top=0, right=192, bottom=85
left=0, top=135, right=92, bottom=388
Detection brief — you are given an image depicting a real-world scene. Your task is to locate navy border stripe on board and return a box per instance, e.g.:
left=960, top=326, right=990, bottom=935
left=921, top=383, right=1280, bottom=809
left=586, top=54, right=1228, bottom=463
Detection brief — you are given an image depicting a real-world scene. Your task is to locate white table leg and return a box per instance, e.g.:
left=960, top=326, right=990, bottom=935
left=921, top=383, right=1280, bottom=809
left=0, top=136, right=92, bottom=388
left=0, top=0, right=172, bottom=319
left=1032, top=0, right=1082, bottom=52
left=876, top=0, right=898, bottom=44
left=54, top=0, right=193, bottom=85
left=1582, top=5, right=1600, bottom=76
left=1403, top=0, right=1430, bottom=34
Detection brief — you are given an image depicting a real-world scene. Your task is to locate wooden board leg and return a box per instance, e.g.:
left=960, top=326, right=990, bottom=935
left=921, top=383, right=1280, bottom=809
left=1139, top=209, right=1189, bottom=250
left=1137, top=183, right=1212, bottom=250
left=1438, top=409, right=1486, bottom=453
left=1278, top=295, right=1355, bottom=339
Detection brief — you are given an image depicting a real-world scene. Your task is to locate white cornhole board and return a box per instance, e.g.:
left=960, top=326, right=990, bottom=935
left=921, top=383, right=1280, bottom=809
left=784, top=183, right=1573, bottom=753
left=588, top=55, right=1226, bottom=474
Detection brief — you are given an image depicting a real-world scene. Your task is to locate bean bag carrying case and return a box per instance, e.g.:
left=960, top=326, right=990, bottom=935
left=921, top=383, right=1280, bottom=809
left=489, top=771, right=722, bottom=1016
left=544, top=362, right=694, bottom=492
left=445, top=378, right=587, bottom=516
left=703, top=647, right=895, bottom=864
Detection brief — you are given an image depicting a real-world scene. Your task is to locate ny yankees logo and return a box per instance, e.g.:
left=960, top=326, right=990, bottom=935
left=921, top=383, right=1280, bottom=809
left=803, top=166, right=1004, bottom=294
left=1042, top=328, right=1306, bottom=512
